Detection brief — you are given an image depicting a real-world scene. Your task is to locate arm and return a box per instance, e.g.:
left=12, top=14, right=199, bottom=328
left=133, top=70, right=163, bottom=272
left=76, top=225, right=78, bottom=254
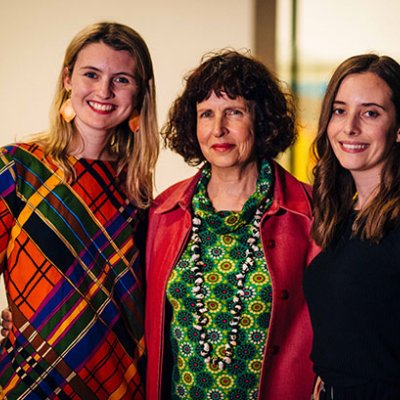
left=0, top=147, right=18, bottom=273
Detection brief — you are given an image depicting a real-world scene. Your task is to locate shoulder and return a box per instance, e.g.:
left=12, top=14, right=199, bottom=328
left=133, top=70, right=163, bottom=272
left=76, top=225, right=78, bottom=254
left=272, top=161, right=313, bottom=218
left=151, top=170, right=202, bottom=214
left=1, top=142, right=45, bottom=159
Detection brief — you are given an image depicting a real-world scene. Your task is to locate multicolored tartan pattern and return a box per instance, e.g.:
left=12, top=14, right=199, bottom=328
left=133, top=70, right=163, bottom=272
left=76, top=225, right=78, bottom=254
left=0, top=143, right=145, bottom=399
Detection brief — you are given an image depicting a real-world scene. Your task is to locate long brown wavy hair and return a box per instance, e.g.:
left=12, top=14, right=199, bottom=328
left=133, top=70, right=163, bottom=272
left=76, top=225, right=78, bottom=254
left=34, top=21, right=159, bottom=208
left=312, top=54, right=400, bottom=248
left=161, top=49, right=296, bottom=165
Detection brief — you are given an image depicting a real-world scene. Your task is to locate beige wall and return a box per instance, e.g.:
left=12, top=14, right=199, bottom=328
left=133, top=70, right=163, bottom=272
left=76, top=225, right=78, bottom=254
left=0, top=0, right=254, bottom=311
left=2, top=0, right=400, bottom=317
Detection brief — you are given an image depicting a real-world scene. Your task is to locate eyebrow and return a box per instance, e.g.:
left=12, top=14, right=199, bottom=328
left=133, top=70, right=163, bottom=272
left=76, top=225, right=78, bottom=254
left=196, top=104, right=249, bottom=111
left=333, top=100, right=387, bottom=111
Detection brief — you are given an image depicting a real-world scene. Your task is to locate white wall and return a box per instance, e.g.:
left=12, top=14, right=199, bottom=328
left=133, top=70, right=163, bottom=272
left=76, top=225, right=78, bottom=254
left=0, top=0, right=254, bottom=311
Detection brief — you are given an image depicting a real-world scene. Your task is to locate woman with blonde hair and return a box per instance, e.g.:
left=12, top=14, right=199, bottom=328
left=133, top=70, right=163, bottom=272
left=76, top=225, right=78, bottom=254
left=304, top=54, right=400, bottom=399
left=0, top=21, right=158, bottom=399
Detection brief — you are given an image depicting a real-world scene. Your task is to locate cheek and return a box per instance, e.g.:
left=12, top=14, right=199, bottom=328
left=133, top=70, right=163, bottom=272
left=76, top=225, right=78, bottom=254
left=196, top=125, right=207, bottom=146
left=326, top=120, right=335, bottom=138
left=70, top=79, right=89, bottom=99
left=241, top=129, right=255, bottom=151
left=326, top=124, right=339, bottom=149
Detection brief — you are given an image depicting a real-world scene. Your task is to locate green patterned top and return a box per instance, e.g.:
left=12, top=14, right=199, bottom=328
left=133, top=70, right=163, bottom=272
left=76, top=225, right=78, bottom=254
left=166, top=160, right=274, bottom=400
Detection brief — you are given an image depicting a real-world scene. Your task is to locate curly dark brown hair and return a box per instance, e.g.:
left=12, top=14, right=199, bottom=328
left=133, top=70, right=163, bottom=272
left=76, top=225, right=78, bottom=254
left=161, top=50, right=297, bottom=166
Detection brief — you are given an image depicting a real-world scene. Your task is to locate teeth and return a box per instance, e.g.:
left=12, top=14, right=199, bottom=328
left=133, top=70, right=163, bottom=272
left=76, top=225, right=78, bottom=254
left=89, top=102, right=114, bottom=112
left=342, top=143, right=368, bottom=150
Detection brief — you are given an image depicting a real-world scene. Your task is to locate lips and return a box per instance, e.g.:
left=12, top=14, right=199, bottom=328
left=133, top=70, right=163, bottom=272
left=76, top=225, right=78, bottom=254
left=88, top=101, right=115, bottom=113
left=211, top=143, right=234, bottom=151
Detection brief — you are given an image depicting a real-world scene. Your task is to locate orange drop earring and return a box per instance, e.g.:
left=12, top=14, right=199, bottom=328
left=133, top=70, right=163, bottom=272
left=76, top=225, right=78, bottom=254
left=128, top=110, right=140, bottom=134
left=60, top=92, right=76, bottom=123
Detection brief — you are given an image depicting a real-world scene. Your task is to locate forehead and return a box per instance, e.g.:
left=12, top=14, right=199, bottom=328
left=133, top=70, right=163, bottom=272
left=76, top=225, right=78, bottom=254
left=75, top=41, right=136, bottom=72
left=197, top=91, right=248, bottom=108
left=336, top=72, right=393, bottom=104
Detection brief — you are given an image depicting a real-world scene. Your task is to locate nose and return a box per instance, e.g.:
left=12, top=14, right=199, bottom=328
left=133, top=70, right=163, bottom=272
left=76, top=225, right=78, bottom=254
left=212, top=114, right=227, bottom=137
left=343, top=113, right=360, bottom=136
left=97, top=79, right=114, bottom=99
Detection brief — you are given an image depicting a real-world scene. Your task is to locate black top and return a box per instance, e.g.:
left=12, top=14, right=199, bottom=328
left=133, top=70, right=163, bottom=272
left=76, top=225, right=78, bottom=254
left=303, top=213, right=400, bottom=387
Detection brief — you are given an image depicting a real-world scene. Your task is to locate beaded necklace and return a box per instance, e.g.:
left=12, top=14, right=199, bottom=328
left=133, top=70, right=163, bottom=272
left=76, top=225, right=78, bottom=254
left=189, top=162, right=272, bottom=370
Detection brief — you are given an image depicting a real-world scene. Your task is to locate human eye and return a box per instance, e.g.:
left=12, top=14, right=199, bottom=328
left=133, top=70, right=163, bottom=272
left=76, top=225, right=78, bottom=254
left=84, top=71, right=98, bottom=79
left=198, top=110, right=212, bottom=118
left=114, top=75, right=131, bottom=84
left=226, top=108, right=244, bottom=117
left=364, top=109, right=380, bottom=118
left=331, top=107, right=344, bottom=116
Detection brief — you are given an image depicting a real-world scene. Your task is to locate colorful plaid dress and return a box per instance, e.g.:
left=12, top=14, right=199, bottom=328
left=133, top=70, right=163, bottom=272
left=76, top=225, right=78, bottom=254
left=0, top=143, right=145, bottom=399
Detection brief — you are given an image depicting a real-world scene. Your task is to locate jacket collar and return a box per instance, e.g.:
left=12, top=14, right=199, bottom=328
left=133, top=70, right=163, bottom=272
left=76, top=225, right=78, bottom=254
left=153, top=169, right=201, bottom=213
left=153, top=161, right=312, bottom=220
left=267, top=162, right=313, bottom=219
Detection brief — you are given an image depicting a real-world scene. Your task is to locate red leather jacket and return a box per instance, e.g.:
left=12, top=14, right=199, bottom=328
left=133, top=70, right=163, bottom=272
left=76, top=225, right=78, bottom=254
left=145, top=162, right=319, bottom=400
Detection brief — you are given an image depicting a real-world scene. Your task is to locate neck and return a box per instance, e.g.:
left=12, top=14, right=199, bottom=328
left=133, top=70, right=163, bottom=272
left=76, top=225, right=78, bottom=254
left=69, top=129, right=112, bottom=160
left=207, top=162, right=258, bottom=212
left=352, top=172, right=381, bottom=210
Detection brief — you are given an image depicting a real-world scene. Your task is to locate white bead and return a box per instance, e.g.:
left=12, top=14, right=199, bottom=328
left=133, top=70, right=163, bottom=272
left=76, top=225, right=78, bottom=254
left=187, top=199, right=266, bottom=369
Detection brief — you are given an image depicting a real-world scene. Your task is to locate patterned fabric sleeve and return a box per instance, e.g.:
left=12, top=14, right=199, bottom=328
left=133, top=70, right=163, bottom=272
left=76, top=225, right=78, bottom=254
left=0, top=147, right=18, bottom=273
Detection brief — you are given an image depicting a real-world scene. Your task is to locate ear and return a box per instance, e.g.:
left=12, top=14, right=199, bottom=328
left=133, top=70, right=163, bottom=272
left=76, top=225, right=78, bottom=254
left=63, top=67, right=72, bottom=91
left=396, top=126, right=400, bottom=143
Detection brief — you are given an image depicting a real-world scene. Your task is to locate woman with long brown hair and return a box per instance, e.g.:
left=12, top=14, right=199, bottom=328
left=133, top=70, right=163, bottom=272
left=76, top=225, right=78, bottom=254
left=304, top=54, right=400, bottom=399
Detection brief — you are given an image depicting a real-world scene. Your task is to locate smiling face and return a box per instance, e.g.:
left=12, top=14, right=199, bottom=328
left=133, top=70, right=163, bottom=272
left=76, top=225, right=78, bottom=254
left=196, top=91, right=255, bottom=174
left=327, top=72, right=400, bottom=184
left=64, top=41, right=139, bottom=140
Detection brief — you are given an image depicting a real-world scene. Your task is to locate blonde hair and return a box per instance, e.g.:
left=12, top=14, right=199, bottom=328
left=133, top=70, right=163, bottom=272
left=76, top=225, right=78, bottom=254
left=38, top=21, right=159, bottom=208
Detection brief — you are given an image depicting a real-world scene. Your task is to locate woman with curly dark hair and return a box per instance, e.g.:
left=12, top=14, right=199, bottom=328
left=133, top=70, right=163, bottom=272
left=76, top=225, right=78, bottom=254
left=146, top=50, right=319, bottom=400
left=304, top=54, right=400, bottom=399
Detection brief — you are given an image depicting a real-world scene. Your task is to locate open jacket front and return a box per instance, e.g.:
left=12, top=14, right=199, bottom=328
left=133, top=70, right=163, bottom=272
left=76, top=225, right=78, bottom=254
left=145, top=162, right=320, bottom=400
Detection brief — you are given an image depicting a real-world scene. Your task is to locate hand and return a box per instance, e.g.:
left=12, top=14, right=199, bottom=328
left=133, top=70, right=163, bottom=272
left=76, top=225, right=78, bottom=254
left=312, top=376, right=324, bottom=400
left=1, top=309, right=12, bottom=338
